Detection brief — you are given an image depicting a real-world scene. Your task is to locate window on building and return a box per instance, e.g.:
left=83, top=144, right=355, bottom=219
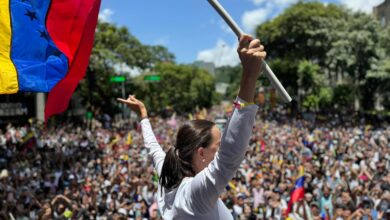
left=381, top=16, right=386, bottom=27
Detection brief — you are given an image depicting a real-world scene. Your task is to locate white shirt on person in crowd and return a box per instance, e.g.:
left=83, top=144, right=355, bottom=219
left=265, top=199, right=287, bottom=219
left=141, top=98, right=258, bottom=220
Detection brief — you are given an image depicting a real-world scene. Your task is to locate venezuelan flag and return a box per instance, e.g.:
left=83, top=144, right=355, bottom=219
left=0, top=0, right=101, bottom=120
left=286, top=166, right=305, bottom=215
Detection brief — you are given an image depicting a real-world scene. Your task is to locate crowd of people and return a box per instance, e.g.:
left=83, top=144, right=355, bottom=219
left=0, top=107, right=389, bottom=220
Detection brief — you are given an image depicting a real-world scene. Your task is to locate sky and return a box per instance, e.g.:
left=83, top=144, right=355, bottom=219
left=99, top=0, right=384, bottom=68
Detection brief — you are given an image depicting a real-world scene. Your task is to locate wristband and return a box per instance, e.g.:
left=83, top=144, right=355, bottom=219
left=233, top=100, right=255, bottom=109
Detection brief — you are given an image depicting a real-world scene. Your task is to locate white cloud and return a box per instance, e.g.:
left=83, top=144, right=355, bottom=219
left=242, top=0, right=299, bottom=33
left=275, top=0, right=300, bottom=6
left=242, top=8, right=270, bottom=33
left=338, top=0, right=383, bottom=13
left=251, top=0, right=267, bottom=6
left=113, top=63, right=141, bottom=77
left=196, top=39, right=240, bottom=67
left=99, top=8, right=114, bottom=22
left=252, top=0, right=298, bottom=6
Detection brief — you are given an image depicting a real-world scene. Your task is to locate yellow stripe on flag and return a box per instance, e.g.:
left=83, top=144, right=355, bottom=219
left=126, top=132, right=132, bottom=145
left=0, top=1, right=18, bottom=94
left=298, top=166, right=305, bottom=177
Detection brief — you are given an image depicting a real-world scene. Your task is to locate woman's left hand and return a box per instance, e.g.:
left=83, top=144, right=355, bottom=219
left=117, top=95, right=148, bottom=119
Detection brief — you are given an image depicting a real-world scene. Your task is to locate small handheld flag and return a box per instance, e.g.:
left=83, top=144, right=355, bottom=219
left=286, top=166, right=305, bottom=215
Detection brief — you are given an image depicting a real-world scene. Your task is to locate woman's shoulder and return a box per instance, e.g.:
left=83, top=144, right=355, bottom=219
left=163, top=177, right=194, bottom=197
left=158, top=177, right=195, bottom=211
left=178, top=177, right=194, bottom=190
left=171, top=177, right=194, bottom=200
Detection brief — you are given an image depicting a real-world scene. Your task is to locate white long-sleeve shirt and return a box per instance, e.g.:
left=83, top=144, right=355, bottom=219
left=141, top=102, right=258, bottom=220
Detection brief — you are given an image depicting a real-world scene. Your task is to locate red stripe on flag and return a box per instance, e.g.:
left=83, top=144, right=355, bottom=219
left=260, top=139, right=266, bottom=152
left=290, top=187, right=305, bottom=203
left=286, top=187, right=305, bottom=215
left=44, top=0, right=101, bottom=121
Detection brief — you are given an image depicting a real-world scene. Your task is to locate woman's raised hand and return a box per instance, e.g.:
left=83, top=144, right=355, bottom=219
left=237, top=34, right=266, bottom=80
left=236, top=34, right=267, bottom=103
left=117, top=95, right=148, bottom=119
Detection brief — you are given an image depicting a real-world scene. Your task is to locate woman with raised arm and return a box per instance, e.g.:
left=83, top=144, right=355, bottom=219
left=118, top=34, right=266, bottom=220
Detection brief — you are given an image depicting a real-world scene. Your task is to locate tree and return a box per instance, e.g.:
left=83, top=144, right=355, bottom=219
left=133, top=63, right=217, bottom=113
left=333, top=84, right=356, bottom=110
left=297, top=60, right=325, bottom=110
left=379, top=26, right=390, bottom=55
left=327, top=12, right=382, bottom=110
left=256, top=2, right=344, bottom=62
left=256, top=2, right=345, bottom=103
left=317, top=87, right=333, bottom=110
left=297, top=60, right=323, bottom=94
left=365, top=58, right=390, bottom=110
left=358, top=25, right=390, bottom=111
left=76, top=22, right=175, bottom=114
left=255, top=2, right=384, bottom=111
left=148, top=45, right=175, bottom=64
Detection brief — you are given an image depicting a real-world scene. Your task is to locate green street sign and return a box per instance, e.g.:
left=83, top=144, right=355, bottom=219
left=144, top=75, right=161, bottom=82
left=110, top=76, right=126, bottom=83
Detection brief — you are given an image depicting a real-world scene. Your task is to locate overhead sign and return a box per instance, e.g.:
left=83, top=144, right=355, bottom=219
left=110, top=76, right=126, bottom=83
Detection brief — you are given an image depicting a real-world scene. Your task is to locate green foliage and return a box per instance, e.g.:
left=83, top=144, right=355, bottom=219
left=327, top=12, right=381, bottom=84
left=303, top=95, right=319, bottom=111
left=367, top=58, right=390, bottom=90
left=379, top=26, right=390, bottom=55
left=76, top=22, right=175, bottom=114
left=333, top=84, right=356, bottom=110
left=255, top=2, right=346, bottom=106
left=364, top=58, right=390, bottom=110
left=257, top=2, right=344, bottom=61
left=255, top=2, right=387, bottom=111
left=297, top=60, right=323, bottom=94
left=133, top=63, right=217, bottom=113
left=297, top=60, right=330, bottom=111
left=267, top=59, right=299, bottom=95
left=318, top=87, right=333, bottom=109
left=147, top=45, right=176, bottom=64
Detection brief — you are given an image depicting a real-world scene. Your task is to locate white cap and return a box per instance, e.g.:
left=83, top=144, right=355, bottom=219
left=0, top=169, right=8, bottom=179
left=118, top=208, right=127, bottom=215
left=104, top=180, right=111, bottom=187
left=120, top=167, right=128, bottom=174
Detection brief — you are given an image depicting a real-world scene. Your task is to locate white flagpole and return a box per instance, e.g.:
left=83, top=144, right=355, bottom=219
left=207, top=0, right=292, bottom=103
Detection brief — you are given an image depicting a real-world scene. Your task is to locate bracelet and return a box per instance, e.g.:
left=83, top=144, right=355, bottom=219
left=233, top=101, right=255, bottom=109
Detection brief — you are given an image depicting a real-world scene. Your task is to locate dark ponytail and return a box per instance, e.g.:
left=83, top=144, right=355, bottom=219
left=159, top=120, right=215, bottom=191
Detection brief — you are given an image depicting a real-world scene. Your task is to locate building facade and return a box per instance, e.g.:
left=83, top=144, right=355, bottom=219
left=373, top=0, right=390, bottom=27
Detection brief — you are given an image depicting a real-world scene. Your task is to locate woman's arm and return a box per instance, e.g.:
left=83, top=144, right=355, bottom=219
left=118, top=95, right=165, bottom=177
left=186, top=34, right=266, bottom=214
left=140, top=118, right=166, bottom=177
